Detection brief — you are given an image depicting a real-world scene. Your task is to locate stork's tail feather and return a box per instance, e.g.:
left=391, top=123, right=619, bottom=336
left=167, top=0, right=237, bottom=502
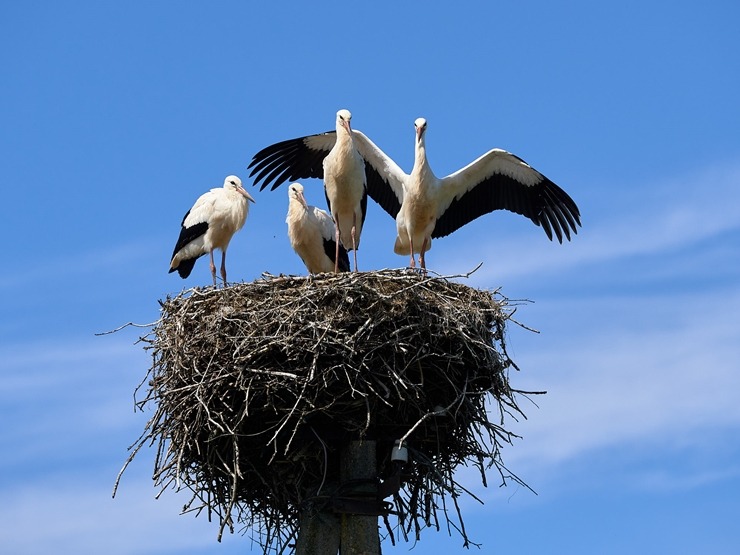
left=169, top=257, right=198, bottom=279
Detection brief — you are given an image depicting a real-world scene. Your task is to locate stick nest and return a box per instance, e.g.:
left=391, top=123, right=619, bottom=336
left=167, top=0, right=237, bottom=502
left=120, top=269, right=534, bottom=553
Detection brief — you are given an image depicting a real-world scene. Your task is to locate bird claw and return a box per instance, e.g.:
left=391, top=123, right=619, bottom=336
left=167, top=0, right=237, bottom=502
left=405, top=266, right=425, bottom=275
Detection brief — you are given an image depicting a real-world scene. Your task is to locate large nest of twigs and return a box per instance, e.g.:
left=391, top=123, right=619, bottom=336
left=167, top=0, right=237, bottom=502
left=121, top=269, right=534, bottom=552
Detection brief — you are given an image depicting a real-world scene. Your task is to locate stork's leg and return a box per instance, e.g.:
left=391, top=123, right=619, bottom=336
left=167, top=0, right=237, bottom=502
left=351, top=212, right=358, bottom=272
left=220, top=251, right=228, bottom=286
left=209, top=251, right=217, bottom=286
left=334, top=216, right=341, bottom=274
left=420, top=237, right=428, bottom=275
left=409, top=238, right=416, bottom=269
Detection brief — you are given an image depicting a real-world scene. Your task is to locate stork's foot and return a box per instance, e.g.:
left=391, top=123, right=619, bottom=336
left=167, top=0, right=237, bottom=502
left=405, top=265, right=425, bottom=275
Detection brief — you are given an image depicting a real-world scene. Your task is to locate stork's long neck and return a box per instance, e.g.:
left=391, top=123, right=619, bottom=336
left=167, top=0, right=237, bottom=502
left=287, top=197, right=304, bottom=217
left=412, top=132, right=434, bottom=188
left=286, top=197, right=310, bottom=238
left=336, top=122, right=356, bottom=158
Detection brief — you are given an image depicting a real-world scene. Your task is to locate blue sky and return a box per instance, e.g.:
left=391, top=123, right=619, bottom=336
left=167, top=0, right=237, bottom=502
left=2, top=1, right=739, bottom=553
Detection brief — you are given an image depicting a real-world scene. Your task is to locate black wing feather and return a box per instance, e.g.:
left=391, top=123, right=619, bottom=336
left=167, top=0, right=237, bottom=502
left=323, top=238, right=351, bottom=272
left=360, top=187, right=368, bottom=228
left=171, top=217, right=208, bottom=258
left=248, top=131, right=335, bottom=191
left=170, top=257, right=198, bottom=278
left=169, top=217, right=209, bottom=277
left=432, top=175, right=581, bottom=242
left=365, top=164, right=401, bottom=219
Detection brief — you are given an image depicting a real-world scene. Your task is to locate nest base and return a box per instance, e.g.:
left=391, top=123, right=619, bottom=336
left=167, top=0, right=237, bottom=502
left=119, top=270, right=535, bottom=553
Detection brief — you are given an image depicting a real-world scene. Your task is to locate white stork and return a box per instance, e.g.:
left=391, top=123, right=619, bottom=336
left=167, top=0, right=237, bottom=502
left=169, top=175, right=255, bottom=286
left=248, top=115, right=580, bottom=272
left=286, top=183, right=350, bottom=274
left=387, top=118, right=582, bottom=270
left=249, top=109, right=367, bottom=272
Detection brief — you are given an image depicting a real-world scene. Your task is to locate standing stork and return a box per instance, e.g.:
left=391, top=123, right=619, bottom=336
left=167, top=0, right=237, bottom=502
left=286, top=183, right=350, bottom=274
left=248, top=114, right=579, bottom=272
left=386, top=118, right=582, bottom=270
left=169, top=175, right=255, bottom=286
left=249, top=109, right=367, bottom=272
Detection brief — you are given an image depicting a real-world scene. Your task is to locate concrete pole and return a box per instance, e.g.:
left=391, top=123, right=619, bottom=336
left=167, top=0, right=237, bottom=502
left=340, top=440, right=380, bottom=555
left=294, top=505, right=341, bottom=555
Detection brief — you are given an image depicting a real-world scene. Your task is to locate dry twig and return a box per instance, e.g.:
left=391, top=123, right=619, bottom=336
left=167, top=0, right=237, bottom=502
left=115, top=269, right=537, bottom=553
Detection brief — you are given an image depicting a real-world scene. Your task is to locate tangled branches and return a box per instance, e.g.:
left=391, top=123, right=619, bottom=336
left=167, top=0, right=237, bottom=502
left=117, top=269, right=537, bottom=553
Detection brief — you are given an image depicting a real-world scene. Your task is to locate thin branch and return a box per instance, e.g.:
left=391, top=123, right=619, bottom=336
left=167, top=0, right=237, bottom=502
left=115, top=269, right=537, bottom=554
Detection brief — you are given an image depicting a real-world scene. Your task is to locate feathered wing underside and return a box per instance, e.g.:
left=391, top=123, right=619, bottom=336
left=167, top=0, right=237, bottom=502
left=248, top=132, right=337, bottom=191
left=433, top=149, right=581, bottom=241
left=248, top=128, right=407, bottom=221
left=352, top=130, right=406, bottom=219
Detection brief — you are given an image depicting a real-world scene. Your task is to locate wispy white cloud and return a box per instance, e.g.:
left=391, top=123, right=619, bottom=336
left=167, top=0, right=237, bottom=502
left=483, top=285, right=740, bottom=495
left=0, top=337, right=246, bottom=554
left=0, top=477, right=248, bottom=555
left=0, top=337, right=150, bottom=470
left=631, top=460, right=740, bottom=493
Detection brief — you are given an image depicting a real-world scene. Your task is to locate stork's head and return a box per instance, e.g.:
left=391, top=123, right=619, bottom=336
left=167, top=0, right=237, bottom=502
left=288, top=182, right=308, bottom=210
left=224, top=175, right=255, bottom=203
left=414, top=118, right=427, bottom=143
left=336, top=109, right=353, bottom=134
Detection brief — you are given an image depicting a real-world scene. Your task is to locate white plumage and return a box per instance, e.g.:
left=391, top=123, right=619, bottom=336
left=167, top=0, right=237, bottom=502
left=169, top=175, right=255, bottom=285
left=249, top=109, right=367, bottom=272
left=286, top=183, right=350, bottom=274
left=249, top=115, right=580, bottom=272
left=323, top=109, right=367, bottom=271
left=387, top=118, right=581, bottom=269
